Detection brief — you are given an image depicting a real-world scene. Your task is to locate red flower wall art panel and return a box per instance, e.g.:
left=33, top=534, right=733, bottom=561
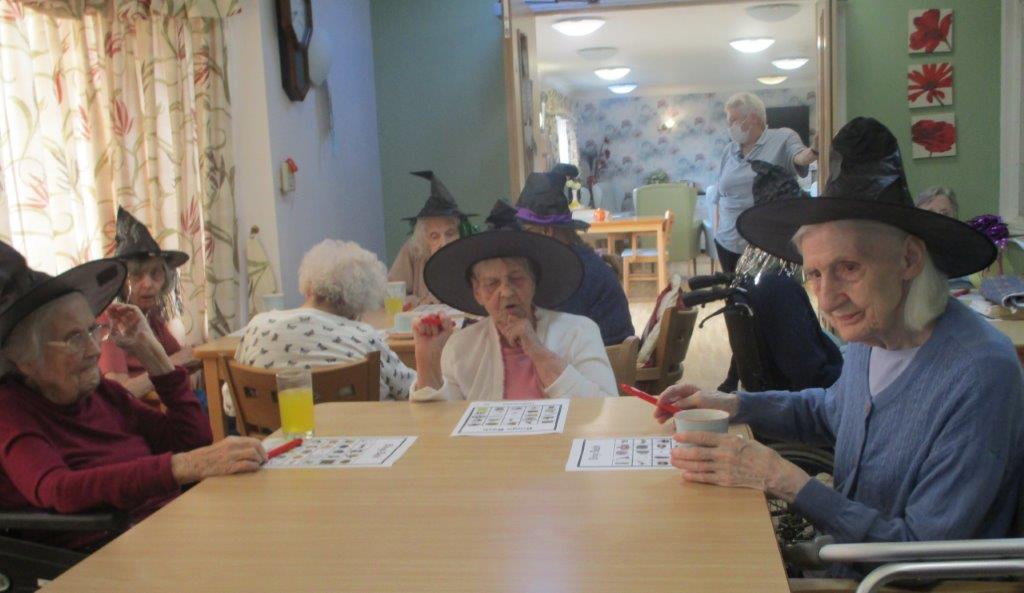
left=909, top=8, right=953, bottom=54
left=908, top=62, right=953, bottom=108
left=911, top=113, right=957, bottom=159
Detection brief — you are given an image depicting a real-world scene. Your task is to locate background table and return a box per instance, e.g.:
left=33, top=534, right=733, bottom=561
left=585, top=215, right=668, bottom=290
left=194, top=309, right=415, bottom=440
left=44, top=398, right=790, bottom=593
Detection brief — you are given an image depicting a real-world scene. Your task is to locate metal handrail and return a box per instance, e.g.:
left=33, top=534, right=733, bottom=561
left=857, top=559, right=1024, bottom=593
left=820, top=538, right=1024, bottom=563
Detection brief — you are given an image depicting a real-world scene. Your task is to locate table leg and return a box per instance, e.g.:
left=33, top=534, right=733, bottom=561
left=202, top=357, right=227, bottom=441
left=656, top=226, right=668, bottom=291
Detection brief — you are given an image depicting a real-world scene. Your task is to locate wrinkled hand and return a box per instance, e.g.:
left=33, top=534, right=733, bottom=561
left=495, top=312, right=539, bottom=351
left=105, top=302, right=156, bottom=353
left=413, top=313, right=456, bottom=390
left=654, top=383, right=739, bottom=424
left=671, top=431, right=809, bottom=502
left=171, top=436, right=267, bottom=485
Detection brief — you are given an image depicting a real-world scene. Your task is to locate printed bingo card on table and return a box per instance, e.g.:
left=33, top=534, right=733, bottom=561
left=263, top=436, right=417, bottom=469
left=565, top=437, right=675, bottom=471
left=451, top=399, right=570, bottom=436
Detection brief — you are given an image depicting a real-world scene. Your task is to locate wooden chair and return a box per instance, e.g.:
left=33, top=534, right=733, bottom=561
left=622, top=209, right=674, bottom=298
left=635, top=308, right=697, bottom=394
left=605, top=336, right=640, bottom=394
left=224, top=351, right=381, bottom=437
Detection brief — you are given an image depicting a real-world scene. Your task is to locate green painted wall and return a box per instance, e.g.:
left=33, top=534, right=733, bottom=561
left=371, top=0, right=511, bottom=261
left=844, top=0, right=1002, bottom=218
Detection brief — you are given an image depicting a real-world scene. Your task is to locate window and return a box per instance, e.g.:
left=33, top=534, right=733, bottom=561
left=1000, top=0, right=1024, bottom=229
left=556, top=116, right=571, bottom=165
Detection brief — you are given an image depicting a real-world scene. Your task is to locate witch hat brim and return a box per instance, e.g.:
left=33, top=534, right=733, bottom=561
left=423, top=230, right=584, bottom=316
left=0, top=258, right=126, bottom=345
left=115, top=207, right=189, bottom=269
left=735, top=197, right=996, bottom=278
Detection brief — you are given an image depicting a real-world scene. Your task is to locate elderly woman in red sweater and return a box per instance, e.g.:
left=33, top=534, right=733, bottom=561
left=0, top=243, right=265, bottom=550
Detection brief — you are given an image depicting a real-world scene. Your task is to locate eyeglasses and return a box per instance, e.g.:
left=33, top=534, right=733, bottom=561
left=46, top=324, right=111, bottom=354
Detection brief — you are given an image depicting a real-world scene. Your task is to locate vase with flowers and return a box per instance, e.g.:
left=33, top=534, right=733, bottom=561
left=581, top=137, right=611, bottom=196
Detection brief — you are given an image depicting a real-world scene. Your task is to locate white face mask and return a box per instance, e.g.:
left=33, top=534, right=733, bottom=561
left=728, top=117, right=750, bottom=145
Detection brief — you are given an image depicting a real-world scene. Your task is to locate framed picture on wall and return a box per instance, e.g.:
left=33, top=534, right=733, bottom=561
left=909, top=8, right=953, bottom=54
left=911, top=113, right=957, bottom=159
left=908, top=62, right=953, bottom=108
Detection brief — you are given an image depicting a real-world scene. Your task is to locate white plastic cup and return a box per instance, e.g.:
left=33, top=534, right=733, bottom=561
left=386, top=281, right=406, bottom=298
left=261, top=292, right=285, bottom=312
left=673, top=409, right=730, bottom=448
left=393, top=311, right=417, bottom=333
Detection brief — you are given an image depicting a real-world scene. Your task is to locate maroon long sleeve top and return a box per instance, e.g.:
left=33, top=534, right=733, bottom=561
left=0, top=367, right=212, bottom=549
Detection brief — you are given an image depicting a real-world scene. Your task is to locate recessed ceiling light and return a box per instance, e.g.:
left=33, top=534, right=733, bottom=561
left=594, top=67, right=630, bottom=81
left=578, top=47, right=618, bottom=61
left=730, top=38, right=776, bottom=53
left=608, top=83, right=637, bottom=94
left=552, top=17, right=605, bottom=37
left=745, top=3, right=801, bottom=22
left=772, top=57, right=809, bottom=70
left=757, top=76, right=788, bottom=85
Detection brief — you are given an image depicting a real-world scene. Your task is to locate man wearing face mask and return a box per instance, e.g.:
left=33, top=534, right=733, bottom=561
left=712, top=92, right=818, bottom=273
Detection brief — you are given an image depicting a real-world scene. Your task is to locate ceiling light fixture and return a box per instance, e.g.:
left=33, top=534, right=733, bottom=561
left=594, top=67, right=631, bottom=81
left=730, top=38, right=776, bottom=53
left=608, top=83, right=638, bottom=94
left=771, top=57, right=809, bottom=70
left=745, top=3, right=801, bottom=22
left=578, top=47, right=618, bottom=61
left=552, top=17, right=606, bottom=37
left=757, top=76, right=788, bottom=85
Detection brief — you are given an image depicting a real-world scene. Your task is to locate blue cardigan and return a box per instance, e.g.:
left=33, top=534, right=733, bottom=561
left=735, top=299, right=1024, bottom=576
left=555, top=244, right=635, bottom=345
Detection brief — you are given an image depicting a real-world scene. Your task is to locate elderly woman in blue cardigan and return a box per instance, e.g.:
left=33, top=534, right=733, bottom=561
left=654, top=118, right=1024, bottom=578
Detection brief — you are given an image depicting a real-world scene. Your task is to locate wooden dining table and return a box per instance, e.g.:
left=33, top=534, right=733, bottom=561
left=193, top=309, right=415, bottom=441
left=584, top=215, right=669, bottom=290
left=42, top=398, right=790, bottom=593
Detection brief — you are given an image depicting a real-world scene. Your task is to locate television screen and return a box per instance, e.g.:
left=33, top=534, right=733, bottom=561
left=766, top=105, right=811, bottom=146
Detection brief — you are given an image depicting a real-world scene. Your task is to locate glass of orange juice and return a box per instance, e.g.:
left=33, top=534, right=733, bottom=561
left=385, top=281, right=405, bottom=326
left=276, top=369, right=314, bottom=438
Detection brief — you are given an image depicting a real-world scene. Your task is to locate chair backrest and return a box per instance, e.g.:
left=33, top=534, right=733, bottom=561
left=225, top=352, right=381, bottom=437
left=605, top=336, right=640, bottom=393
left=655, top=308, right=698, bottom=389
left=633, top=183, right=700, bottom=261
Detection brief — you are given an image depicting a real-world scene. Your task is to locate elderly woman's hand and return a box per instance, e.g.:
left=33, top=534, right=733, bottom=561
left=171, top=436, right=267, bottom=484
left=105, top=303, right=174, bottom=376
left=654, top=383, right=739, bottom=424
left=671, top=431, right=810, bottom=503
left=413, top=313, right=455, bottom=390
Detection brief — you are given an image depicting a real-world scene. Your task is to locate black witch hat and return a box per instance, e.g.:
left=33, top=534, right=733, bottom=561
left=734, top=161, right=808, bottom=281
left=550, top=163, right=580, bottom=180
left=423, top=228, right=584, bottom=316
left=402, top=171, right=474, bottom=221
left=515, top=172, right=589, bottom=230
left=736, top=117, right=995, bottom=278
left=0, top=242, right=125, bottom=345
left=485, top=199, right=522, bottom=231
left=115, top=207, right=189, bottom=268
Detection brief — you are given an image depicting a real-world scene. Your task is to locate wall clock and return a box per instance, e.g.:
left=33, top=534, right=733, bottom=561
left=275, top=0, right=313, bottom=101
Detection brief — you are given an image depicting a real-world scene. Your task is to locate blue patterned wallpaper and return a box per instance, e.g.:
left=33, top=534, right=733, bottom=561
left=576, top=88, right=817, bottom=193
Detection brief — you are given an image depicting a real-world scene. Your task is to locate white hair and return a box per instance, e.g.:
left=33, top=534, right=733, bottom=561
left=725, top=92, right=767, bottom=123
left=297, top=240, right=387, bottom=318
left=408, top=216, right=459, bottom=260
left=0, top=293, right=79, bottom=377
left=915, top=186, right=959, bottom=215
left=793, top=219, right=948, bottom=332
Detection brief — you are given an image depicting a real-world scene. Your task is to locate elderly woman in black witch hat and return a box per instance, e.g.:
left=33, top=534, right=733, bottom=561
left=99, top=207, right=197, bottom=398
left=515, top=172, right=634, bottom=346
left=654, top=118, right=1024, bottom=577
left=388, top=171, right=474, bottom=306
left=409, top=206, right=616, bottom=401
left=0, top=243, right=265, bottom=550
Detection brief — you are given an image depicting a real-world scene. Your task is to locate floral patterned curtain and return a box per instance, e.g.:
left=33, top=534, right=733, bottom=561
left=0, top=0, right=241, bottom=340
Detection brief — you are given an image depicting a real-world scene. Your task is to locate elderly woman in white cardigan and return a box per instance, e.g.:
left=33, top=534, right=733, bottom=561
left=410, top=224, right=616, bottom=401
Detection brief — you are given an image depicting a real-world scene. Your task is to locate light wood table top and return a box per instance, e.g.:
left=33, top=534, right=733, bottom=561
left=45, top=398, right=789, bottom=593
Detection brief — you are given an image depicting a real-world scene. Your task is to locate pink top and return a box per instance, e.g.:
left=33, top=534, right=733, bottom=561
left=98, top=309, right=182, bottom=377
left=501, top=342, right=546, bottom=400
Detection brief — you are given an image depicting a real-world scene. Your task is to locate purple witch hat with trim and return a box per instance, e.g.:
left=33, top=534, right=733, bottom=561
left=515, top=172, right=590, bottom=230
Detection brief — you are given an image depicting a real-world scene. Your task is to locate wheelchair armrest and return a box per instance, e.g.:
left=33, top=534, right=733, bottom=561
left=818, top=538, right=1024, bottom=564
left=0, top=510, right=129, bottom=532
left=783, top=534, right=835, bottom=569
